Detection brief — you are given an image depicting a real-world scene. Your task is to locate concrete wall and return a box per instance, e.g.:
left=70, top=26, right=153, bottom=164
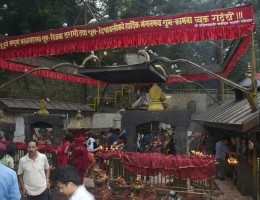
left=92, top=113, right=122, bottom=129
left=171, top=92, right=234, bottom=114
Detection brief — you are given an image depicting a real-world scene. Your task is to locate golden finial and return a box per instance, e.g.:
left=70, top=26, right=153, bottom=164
left=148, top=84, right=164, bottom=111
left=36, top=99, right=49, bottom=115
left=75, top=110, right=83, bottom=119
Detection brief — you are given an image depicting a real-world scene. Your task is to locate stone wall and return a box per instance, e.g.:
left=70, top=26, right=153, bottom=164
left=92, top=113, right=122, bottom=129
left=0, top=69, right=86, bottom=103
left=171, top=92, right=234, bottom=113
left=0, top=68, right=235, bottom=113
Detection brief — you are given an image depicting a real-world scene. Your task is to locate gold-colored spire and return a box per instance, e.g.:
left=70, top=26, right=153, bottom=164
left=36, top=99, right=49, bottom=115
left=148, top=84, right=164, bottom=111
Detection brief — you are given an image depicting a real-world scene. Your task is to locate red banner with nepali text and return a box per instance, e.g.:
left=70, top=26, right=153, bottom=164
left=0, top=5, right=255, bottom=59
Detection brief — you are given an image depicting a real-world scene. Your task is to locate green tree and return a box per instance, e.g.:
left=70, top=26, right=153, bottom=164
left=0, top=0, right=81, bottom=35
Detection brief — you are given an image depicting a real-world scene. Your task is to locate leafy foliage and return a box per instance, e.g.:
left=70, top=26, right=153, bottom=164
left=0, top=0, right=81, bottom=35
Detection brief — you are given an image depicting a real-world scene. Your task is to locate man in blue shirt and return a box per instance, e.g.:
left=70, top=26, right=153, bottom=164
left=215, top=137, right=229, bottom=180
left=107, top=129, right=119, bottom=146
left=0, top=143, right=21, bottom=200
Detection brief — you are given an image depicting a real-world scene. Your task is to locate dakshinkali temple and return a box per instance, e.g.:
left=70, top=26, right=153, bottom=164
left=0, top=4, right=259, bottom=200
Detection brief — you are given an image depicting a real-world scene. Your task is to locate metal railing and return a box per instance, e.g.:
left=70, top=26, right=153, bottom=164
left=87, top=85, right=135, bottom=111
left=14, top=150, right=214, bottom=198
left=96, top=157, right=214, bottom=197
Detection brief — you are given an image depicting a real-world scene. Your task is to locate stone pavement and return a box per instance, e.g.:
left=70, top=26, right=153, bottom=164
left=212, top=178, right=253, bottom=200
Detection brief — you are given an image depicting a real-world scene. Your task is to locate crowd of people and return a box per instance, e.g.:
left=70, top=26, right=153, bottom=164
left=0, top=135, right=96, bottom=200
left=0, top=126, right=237, bottom=199
left=0, top=126, right=236, bottom=199
left=0, top=128, right=179, bottom=200
left=188, top=133, right=232, bottom=181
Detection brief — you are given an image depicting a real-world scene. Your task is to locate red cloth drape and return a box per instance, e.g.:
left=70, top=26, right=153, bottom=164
left=14, top=142, right=27, bottom=150
left=0, top=60, right=104, bottom=86
left=71, top=137, right=89, bottom=183
left=2, top=141, right=58, bottom=153
left=70, top=130, right=87, bottom=140
left=166, top=34, right=251, bottom=82
left=223, top=35, right=251, bottom=77
left=95, top=151, right=215, bottom=180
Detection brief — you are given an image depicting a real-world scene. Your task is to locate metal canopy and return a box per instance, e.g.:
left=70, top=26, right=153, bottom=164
left=191, top=93, right=260, bottom=133
left=0, top=98, right=94, bottom=113
left=79, top=63, right=167, bottom=84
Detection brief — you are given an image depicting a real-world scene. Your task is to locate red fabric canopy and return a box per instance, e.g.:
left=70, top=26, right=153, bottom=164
left=95, top=151, right=215, bottom=180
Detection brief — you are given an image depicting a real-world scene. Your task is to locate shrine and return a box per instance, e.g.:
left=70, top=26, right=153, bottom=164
left=23, top=100, right=64, bottom=145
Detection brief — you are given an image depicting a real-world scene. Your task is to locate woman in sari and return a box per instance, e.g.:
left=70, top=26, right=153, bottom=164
left=57, top=132, right=74, bottom=166
left=71, top=136, right=89, bottom=183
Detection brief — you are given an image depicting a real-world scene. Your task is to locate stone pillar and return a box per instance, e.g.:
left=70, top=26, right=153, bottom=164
left=175, top=127, right=187, bottom=155
left=125, top=127, right=137, bottom=152
left=24, top=124, right=34, bottom=143
left=52, top=126, right=62, bottom=145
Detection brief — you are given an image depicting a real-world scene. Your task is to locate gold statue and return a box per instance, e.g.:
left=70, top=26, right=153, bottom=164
left=114, top=176, right=128, bottom=191
left=131, top=177, right=145, bottom=198
left=93, top=169, right=108, bottom=190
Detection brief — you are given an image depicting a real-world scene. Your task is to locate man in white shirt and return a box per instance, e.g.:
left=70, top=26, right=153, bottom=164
left=53, top=164, right=95, bottom=200
left=18, top=139, right=50, bottom=199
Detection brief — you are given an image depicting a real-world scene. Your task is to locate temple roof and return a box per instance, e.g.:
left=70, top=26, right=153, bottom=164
left=0, top=98, right=94, bottom=114
left=192, top=93, right=260, bottom=132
